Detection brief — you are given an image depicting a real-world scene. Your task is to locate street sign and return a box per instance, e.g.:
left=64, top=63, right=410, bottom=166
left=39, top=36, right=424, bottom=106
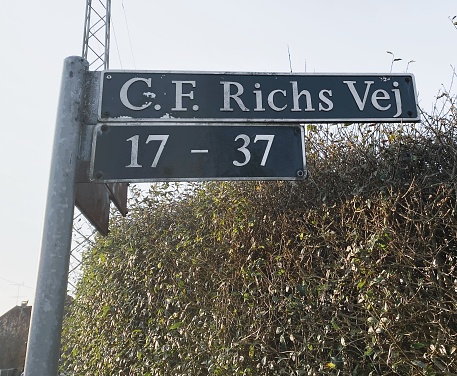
left=100, top=71, right=420, bottom=123
left=90, top=124, right=306, bottom=182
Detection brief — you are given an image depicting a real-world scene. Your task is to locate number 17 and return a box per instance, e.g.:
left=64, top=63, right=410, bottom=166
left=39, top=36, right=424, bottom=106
left=126, top=134, right=169, bottom=168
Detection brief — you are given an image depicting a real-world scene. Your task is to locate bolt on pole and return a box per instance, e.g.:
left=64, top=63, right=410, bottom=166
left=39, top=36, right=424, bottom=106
left=24, top=56, right=88, bottom=376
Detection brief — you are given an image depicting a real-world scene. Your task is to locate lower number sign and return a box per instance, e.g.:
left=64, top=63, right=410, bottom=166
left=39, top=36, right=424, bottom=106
left=90, top=124, right=306, bottom=182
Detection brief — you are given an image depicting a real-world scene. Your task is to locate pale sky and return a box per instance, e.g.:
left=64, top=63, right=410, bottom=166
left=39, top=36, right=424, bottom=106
left=0, top=0, right=456, bottom=315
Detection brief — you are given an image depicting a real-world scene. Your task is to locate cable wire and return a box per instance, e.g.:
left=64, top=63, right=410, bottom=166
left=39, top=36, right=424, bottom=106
left=122, top=0, right=137, bottom=68
left=111, top=16, right=123, bottom=68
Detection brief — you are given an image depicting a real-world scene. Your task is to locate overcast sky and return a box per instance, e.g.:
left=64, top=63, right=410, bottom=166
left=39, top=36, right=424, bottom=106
left=0, top=0, right=456, bottom=315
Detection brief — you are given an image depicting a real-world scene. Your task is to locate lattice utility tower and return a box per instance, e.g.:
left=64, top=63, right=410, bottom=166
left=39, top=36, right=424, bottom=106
left=69, top=0, right=113, bottom=290
left=82, top=0, right=112, bottom=70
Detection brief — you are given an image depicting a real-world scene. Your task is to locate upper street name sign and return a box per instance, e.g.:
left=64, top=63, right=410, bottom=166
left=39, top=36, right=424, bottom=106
left=100, top=71, right=420, bottom=123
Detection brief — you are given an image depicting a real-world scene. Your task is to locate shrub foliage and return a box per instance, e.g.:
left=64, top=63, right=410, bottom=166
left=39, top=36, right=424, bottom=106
left=63, top=101, right=457, bottom=375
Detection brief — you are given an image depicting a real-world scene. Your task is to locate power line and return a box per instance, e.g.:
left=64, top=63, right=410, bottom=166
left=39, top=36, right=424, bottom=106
left=122, top=0, right=137, bottom=68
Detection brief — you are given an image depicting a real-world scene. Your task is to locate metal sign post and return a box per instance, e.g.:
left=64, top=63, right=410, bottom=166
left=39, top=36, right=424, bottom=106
left=24, top=56, right=88, bottom=376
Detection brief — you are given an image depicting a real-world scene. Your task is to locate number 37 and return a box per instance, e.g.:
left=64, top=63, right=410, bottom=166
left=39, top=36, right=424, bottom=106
left=233, top=134, right=274, bottom=167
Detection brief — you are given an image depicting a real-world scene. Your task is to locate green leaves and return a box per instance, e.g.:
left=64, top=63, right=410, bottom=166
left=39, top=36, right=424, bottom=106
left=63, top=113, right=457, bottom=375
left=168, top=321, right=184, bottom=330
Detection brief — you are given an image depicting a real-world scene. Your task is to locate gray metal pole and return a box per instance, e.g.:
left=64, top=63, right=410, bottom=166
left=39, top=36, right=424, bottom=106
left=24, top=56, right=88, bottom=376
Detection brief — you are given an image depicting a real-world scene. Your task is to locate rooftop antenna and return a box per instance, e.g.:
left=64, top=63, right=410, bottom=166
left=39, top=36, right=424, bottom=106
left=10, top=282, right=25, bottom=306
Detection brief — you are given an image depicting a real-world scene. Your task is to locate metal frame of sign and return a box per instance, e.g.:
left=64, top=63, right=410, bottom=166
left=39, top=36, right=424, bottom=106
left=98, top=70, right=420, bottom=123
left=89, top=123, right=307, bottom=183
